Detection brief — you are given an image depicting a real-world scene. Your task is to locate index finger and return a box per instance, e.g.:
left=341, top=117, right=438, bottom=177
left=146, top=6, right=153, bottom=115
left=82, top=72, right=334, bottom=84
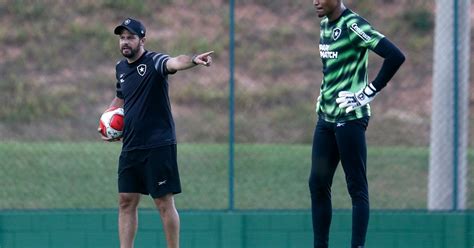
left=200, top=51, right=214, bottom=57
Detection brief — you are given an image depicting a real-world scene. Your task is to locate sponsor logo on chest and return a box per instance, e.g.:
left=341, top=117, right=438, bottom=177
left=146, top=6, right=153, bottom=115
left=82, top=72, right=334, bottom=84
left=319, top=27, right=342, bottom=59
left=319, top=44, right=338, bottom=59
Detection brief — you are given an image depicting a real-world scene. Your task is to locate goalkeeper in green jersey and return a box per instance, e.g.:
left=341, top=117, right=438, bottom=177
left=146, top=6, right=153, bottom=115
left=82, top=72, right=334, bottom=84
left=309, top=0, right=405, bottom=247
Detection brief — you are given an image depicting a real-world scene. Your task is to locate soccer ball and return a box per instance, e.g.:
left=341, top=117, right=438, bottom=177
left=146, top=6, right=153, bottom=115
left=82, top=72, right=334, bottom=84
left=99, top=107, right=124, bottom=139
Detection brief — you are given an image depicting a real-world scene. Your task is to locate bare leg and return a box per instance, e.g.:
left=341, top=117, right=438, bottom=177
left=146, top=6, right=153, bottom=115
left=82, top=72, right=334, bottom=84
left=154, top=194, right=180, bottom=248
left=119, top=193, right=141, bottom=248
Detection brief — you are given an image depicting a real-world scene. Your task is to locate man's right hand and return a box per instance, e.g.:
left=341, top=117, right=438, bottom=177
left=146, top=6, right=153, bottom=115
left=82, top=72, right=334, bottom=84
left=336, top=83, right=377, bottom=113
left=98, top=127, right=122, bottom=142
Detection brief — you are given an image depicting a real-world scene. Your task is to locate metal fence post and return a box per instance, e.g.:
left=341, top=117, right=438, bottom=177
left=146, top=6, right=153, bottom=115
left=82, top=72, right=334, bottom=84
left=228, top=0, right=235, bottom=211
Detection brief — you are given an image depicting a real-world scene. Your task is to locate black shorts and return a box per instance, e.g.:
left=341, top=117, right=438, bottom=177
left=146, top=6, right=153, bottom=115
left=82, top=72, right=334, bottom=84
left=118, top=144, right=182, bottom=198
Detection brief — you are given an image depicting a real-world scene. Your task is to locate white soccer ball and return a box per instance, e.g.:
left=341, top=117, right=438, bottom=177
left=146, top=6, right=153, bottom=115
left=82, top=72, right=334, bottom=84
left=99, top=107, right=124, bottom=139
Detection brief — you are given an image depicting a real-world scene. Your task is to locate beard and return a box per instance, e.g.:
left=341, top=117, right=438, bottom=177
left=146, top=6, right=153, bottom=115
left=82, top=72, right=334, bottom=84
left=121, top=45, right=140, bottom=58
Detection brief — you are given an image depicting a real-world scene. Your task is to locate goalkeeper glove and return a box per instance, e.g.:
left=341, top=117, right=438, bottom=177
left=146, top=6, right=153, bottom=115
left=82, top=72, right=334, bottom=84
left=336, top=83, right=377, bottom=113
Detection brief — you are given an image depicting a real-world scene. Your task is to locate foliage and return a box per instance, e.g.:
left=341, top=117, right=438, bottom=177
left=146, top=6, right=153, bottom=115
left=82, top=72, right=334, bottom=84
left=402, top=7, right=434, bottom=33
left=0, top=0, right=466, bottom=146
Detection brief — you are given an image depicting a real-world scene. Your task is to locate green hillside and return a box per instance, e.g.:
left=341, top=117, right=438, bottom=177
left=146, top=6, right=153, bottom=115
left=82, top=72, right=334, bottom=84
left=0, top=0, right=470, bottom=145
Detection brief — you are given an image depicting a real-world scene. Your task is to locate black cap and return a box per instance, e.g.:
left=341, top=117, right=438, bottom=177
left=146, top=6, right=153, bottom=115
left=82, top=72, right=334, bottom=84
left=114, top=18, right=146, bottom=38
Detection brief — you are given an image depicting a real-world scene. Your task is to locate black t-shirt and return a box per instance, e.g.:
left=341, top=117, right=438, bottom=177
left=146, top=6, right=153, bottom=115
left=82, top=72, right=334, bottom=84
left=115, top=50, right=176, bottom=151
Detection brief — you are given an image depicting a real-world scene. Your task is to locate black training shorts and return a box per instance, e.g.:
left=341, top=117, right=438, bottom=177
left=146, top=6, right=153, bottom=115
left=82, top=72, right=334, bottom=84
left=118, top=144, right=182, bottom=198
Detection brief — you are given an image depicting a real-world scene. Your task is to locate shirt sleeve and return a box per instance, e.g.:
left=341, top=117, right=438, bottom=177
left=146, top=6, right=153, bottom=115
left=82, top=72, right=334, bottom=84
left=370, top=37, right=406, bottom=91
left=116, top=81, right=123, bottom=99
left=115, top=63, right=124, bottom=99
left=152, top=53, right=174, bottom=76
left=347, top=16, right=384, bottom=50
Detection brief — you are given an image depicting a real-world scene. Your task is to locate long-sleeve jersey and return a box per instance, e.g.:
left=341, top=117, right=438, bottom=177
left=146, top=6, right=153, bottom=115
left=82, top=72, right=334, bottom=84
left=317, top=9, right=384, bottom=122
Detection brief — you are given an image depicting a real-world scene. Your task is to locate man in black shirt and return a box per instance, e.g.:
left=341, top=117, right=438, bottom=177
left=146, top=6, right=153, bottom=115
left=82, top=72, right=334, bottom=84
left=99, top=18, right=213, bottom=248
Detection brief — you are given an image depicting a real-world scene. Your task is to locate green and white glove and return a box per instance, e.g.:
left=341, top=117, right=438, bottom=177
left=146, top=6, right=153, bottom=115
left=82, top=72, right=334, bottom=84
left=336, top=83, right=377, bottom=113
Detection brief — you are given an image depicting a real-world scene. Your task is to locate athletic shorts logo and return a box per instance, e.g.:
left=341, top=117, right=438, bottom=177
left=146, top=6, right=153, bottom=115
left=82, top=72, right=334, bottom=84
left=332, top=28, right=341, bottom=41
left=137, top=64, right=147, bottom=76
left=350, top=23, right=371, bottom=42
left=158, top=180, right=167, bottom=186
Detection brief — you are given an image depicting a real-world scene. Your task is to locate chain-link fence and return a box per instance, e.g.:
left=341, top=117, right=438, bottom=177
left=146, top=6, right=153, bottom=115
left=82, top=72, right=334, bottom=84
left=428, top=0, right=471, bottom=210
left=0, top=0, right=471, bottom=210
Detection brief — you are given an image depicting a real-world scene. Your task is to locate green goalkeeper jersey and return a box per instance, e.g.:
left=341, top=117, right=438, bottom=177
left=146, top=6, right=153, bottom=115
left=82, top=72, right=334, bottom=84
left=316, top=9, right=384, bottom=123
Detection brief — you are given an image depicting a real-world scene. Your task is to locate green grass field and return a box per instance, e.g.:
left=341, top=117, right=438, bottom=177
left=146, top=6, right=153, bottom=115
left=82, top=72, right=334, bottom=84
left=1, top=142, right=472, bottom=210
